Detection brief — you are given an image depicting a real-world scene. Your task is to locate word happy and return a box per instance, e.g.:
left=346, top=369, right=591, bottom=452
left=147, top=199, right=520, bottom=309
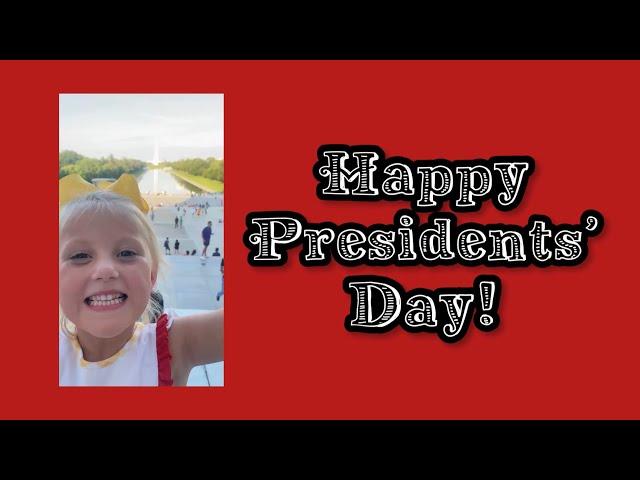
left=313, top=145, right=535, bottom=211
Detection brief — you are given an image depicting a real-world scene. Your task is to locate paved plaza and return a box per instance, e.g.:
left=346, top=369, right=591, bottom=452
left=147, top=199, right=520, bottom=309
left=146, top=193, right=224, bottom=386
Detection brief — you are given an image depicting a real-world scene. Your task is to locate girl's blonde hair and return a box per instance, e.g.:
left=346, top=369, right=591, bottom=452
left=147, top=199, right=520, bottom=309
left=59, top=190, right=166, bottom=337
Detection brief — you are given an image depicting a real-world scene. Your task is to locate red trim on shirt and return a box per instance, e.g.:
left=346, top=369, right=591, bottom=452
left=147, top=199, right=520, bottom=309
left=156, top=314, right=173, bottom=386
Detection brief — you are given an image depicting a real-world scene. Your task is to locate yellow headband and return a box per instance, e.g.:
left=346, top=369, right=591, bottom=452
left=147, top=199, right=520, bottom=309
left=59, top=173, right=149, bottom=214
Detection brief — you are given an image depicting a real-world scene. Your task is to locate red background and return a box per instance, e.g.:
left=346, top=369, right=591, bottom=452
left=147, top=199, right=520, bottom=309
left=1, top=60, right=637, bottom=419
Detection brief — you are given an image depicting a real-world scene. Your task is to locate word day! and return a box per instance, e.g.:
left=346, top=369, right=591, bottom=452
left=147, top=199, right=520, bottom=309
left=343, top=275, right=501, bottom=343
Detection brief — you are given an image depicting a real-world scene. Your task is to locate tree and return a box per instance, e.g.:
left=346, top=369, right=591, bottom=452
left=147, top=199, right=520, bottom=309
left=59, top=150, right=83, bottom=166
left=58, top=151, right=146, bottom=181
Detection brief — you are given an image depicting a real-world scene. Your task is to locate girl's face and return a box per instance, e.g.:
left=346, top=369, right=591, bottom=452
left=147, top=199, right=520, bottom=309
left=59, top=210, right=157, bottom=338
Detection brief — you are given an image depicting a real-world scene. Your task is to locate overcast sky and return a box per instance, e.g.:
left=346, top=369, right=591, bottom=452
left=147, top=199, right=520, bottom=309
left=59, top=94, right=223, bottom=162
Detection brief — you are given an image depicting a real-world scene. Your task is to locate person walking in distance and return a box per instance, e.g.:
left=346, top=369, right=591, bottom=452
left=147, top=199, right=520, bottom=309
left=201, top=220, right=213, bottom=258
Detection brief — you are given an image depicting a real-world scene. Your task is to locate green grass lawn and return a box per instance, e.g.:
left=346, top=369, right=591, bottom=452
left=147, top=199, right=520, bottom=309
left=170, top=169, right=224, bottom=193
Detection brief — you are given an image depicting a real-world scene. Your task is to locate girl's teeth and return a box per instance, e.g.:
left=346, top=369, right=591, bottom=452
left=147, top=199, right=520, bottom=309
left=88, top=295, right=125, bottom=306
left=90, top=294, right=123, bottom=301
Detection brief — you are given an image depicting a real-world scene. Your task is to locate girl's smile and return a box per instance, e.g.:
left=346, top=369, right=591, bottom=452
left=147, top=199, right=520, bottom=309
left=84, top=290, right=129, bottom=311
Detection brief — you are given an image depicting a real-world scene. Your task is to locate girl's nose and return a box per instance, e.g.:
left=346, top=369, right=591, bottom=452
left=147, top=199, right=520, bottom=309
left=91, top=259, right=120, bottom=281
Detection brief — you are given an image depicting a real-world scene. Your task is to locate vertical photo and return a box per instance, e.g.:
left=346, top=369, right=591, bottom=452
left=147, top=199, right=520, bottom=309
left=59, top=94, right=224, bottom=386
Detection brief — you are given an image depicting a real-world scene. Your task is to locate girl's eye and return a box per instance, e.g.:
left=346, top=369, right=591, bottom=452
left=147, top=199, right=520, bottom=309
left=69, top=252, right=90, bottom=261
left=118, top=250, right=138, bottom=258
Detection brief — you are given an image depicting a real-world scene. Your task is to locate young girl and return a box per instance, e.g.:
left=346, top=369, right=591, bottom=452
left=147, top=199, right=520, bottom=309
left=59, top=174, right=223, bottom=386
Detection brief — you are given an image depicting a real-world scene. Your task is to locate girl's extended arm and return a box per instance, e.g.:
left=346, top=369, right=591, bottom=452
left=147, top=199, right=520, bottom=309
left=171, top=309, right=224, bottom=368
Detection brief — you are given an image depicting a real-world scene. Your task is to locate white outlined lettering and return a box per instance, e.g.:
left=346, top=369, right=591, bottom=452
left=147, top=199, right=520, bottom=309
left=313, top=146, right=535, bottom=212
left=343, top=275, right=501, bottom=343
left=245, top=210, right=604, bottom=268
